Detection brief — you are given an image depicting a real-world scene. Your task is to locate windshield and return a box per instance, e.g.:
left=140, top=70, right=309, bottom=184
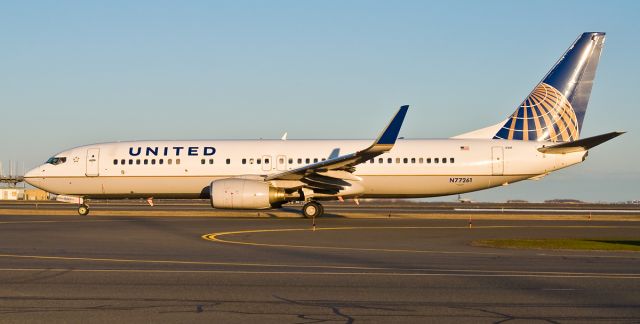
left=46, top=157, right=67, bottom=165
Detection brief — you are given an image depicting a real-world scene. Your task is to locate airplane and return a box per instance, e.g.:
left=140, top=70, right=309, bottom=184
left=24, top=32, right=623, bottom=217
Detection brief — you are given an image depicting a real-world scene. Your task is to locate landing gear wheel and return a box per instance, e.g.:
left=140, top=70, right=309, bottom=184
left=78, top=204, right=90, bottom=216
left=302, top=201, right=323, bottom=218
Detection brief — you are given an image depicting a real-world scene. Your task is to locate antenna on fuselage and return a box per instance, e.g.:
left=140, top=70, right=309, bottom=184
left=281, top=132, right=288, bottom=141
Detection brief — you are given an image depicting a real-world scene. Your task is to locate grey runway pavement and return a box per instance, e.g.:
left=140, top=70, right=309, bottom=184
left=0, top=213, right=639, bottom=323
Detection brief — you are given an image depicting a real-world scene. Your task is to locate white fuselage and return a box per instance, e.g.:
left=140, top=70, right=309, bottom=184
left=25, top=139, right=586, bottom=199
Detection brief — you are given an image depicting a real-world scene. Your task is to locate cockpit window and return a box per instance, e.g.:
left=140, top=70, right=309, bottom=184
left=46, top=157, right=67, bottom=165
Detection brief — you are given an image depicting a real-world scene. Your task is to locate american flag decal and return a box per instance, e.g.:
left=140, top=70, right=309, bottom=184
left=460, top=146, right=469, bottom=151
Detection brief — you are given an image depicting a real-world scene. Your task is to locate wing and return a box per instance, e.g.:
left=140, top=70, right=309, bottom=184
left=266, top=105, right=409, bottom=189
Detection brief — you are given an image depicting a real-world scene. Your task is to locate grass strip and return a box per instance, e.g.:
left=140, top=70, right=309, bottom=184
left=473, top=238, right=640, bottom=252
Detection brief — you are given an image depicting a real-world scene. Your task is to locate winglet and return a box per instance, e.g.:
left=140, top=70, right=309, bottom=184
left=375, top=105, right=409, bottom=145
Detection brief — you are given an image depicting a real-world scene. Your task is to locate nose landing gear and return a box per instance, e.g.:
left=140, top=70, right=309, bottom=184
left=78, top=204, right=90, bottom=215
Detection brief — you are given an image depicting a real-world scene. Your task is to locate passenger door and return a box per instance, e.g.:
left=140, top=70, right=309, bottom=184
left=86, top=148, right=100, bottom=177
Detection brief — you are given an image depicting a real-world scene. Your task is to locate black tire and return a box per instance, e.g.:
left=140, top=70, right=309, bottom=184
left=302, top=201, right=323, bottom=218
left=78, top=205, right=90, bottom=216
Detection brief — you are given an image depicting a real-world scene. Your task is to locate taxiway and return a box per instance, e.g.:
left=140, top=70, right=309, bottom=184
left=0, top=208, right=638, bottom=322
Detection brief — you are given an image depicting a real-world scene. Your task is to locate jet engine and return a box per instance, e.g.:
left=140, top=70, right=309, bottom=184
left=210, top=178, right=287, bottom=209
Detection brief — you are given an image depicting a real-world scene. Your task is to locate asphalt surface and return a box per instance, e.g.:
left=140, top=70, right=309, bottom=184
left=0, top=212, right=639, bottom=323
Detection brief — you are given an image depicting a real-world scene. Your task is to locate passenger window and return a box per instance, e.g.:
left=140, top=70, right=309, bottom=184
left=209, top=159, right=214, bottom=164
left=201, top=159, right=205, bottom=165
left=265, top=158, right=270, bottom=164
left=257, top=158, right=262, bottom=164
left=250, top=158, right=255, bottom=164
left=151, top=159, right=156, bottom=165
left=313, top=158, right=318, bottom=163
left=442, top=158, right=447, bottom=164
left=176, top=159, right=181, bottom=165
left=226, top=159, right=230, bottom=164
left=369, top=159, right=374, bottom=163
left=306, top=158, right=310, bottom=164
left=113, top=159, right=118, bottom=165
left=167, top=159, right=172, bottom=165
left=396, top=158, right=400, bottom=164
left=297, top=158, right=302, bottom=164
left=144, top=159, right=148, bottom=165
left=388, top=158, right=392, bottom=164
left=159, top=159, right=164, bottom=165
left=419, top=158, right=423, bottom=163
left=136, top=159, right=141, bottom=165
left=279, top=158, right=284, bottom=164
left=242, top=159, right=247, bottom=164
left=427, top=158, right=431, bottom=164
left=403, top=158, right=408, bottom=164
left=120, top=159, right=125, bottom=165
left=378, top=158, right=383, bottom=163
left=450, top=158, right=455, bottom=163
left=434, top=158, right=439, bottom=163
left=288, top=158, right=293, bottom=164
left=128, top=159, right=133, bottom=165
left=411, top=158, right=416, bottom=163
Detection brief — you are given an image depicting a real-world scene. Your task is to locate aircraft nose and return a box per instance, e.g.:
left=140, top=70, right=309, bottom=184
left=23, top=165, right=44, bottom=186
left=24, top=166, right=38, bottom=179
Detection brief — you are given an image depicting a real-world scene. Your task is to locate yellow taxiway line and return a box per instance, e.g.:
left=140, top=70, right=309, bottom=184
left=203, top=225, right=640, bottom=255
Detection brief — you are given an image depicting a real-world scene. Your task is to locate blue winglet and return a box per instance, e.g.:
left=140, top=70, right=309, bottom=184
left=376, top=105, right=409, bottom=145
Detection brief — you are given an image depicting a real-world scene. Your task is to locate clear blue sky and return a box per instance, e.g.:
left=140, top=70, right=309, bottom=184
left=1, top=1, right=638, bottom=202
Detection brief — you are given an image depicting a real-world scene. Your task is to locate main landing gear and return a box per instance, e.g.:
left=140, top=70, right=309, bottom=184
left=302, top=201, right=324, bottom=218
left=78, top=204, right=90, bottom=216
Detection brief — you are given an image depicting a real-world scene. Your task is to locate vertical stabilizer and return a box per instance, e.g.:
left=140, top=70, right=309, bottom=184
left=493, top=32, right=605, bottom=142
left=454, top=33, right=606, bottom=142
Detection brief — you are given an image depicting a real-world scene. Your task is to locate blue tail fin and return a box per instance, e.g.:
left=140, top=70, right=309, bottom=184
left=493, top=32, right=605, bottom=142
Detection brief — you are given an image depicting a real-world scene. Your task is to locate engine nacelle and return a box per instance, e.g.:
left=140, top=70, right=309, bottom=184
left=210, top=178, right=286, bottom=209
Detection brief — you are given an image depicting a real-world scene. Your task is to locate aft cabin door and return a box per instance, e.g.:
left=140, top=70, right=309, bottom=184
left=491, top=146, right=504, bottom=176
left=86, top=148, right=100, bottom=177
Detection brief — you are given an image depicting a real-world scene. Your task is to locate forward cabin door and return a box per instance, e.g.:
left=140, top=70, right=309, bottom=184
left=491, top=146, right=504, bottom=176
left=86, top=148, right=100, bottom=177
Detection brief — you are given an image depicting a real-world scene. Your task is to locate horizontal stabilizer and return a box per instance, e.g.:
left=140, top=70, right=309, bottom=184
left=538, top=131, right=624, bottom=154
